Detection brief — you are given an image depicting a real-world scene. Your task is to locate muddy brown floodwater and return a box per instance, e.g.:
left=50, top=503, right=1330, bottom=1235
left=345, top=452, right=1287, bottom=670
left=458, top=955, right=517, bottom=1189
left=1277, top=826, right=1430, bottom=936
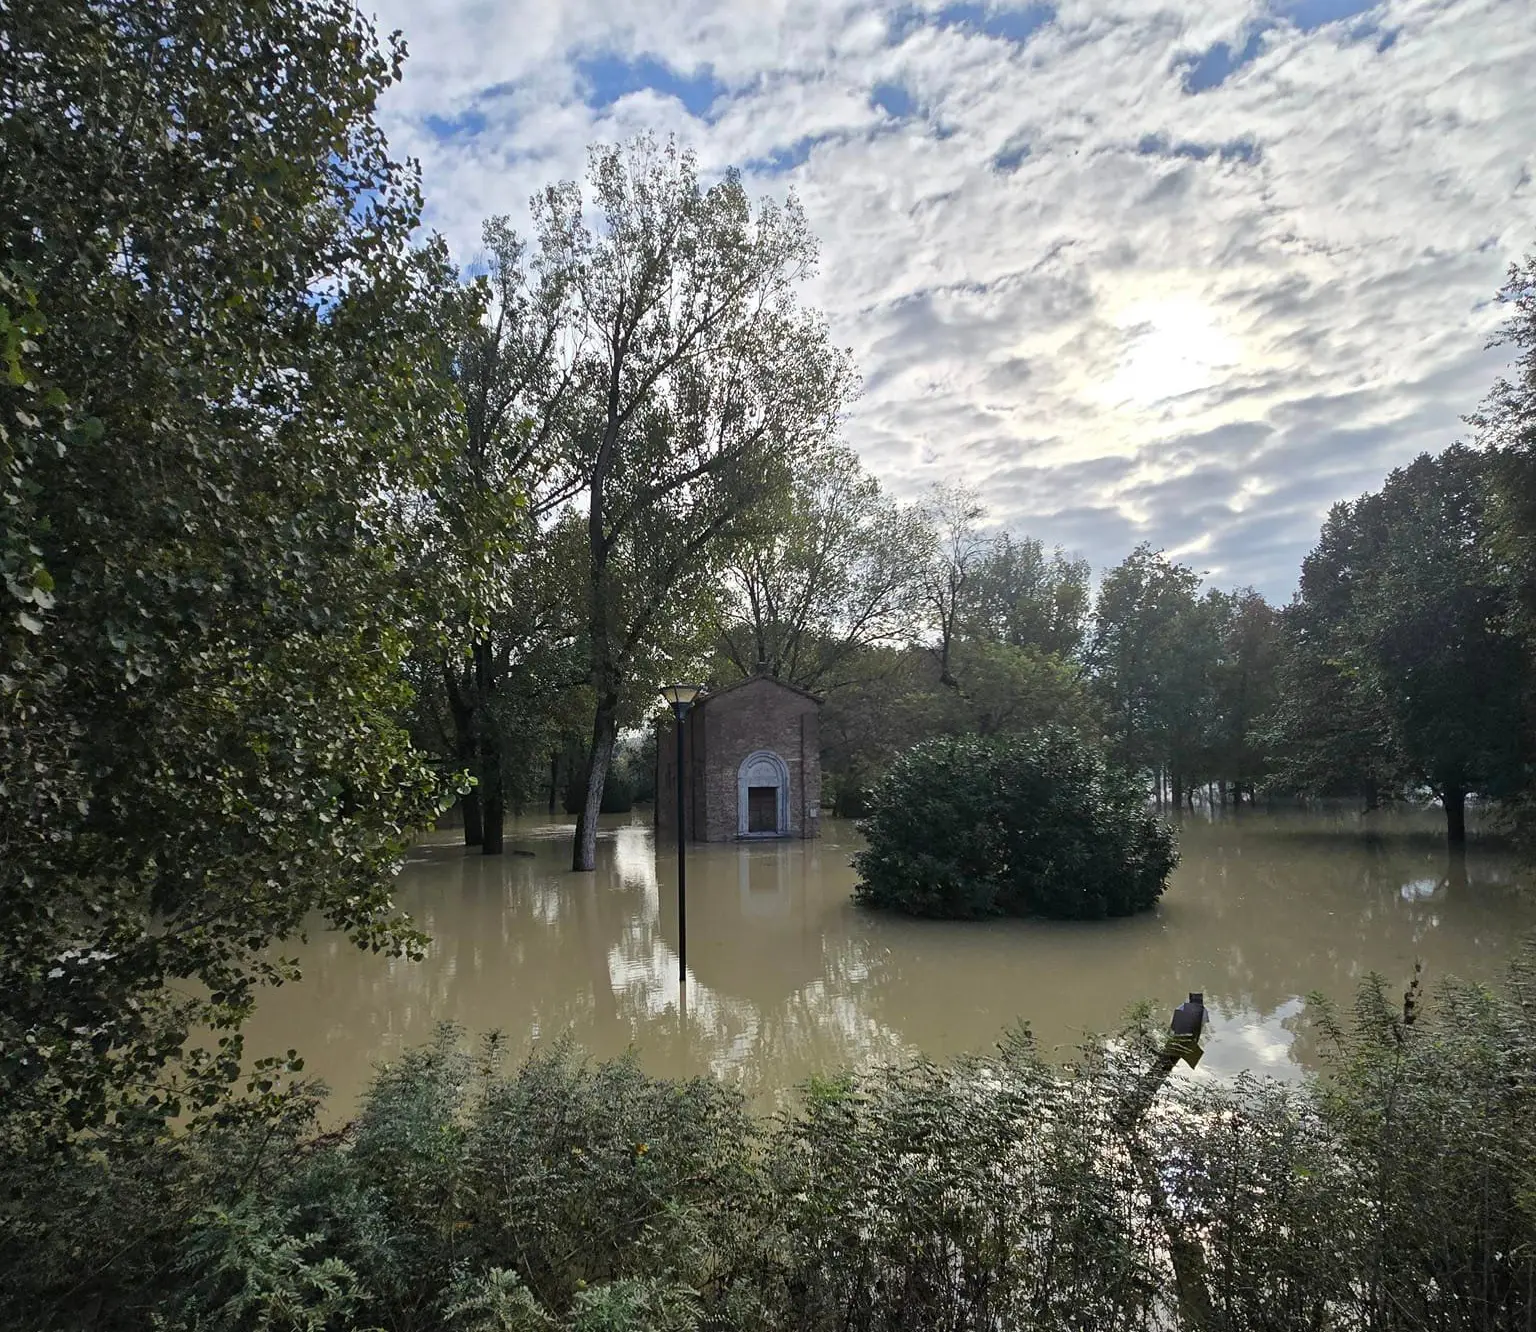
left=240, top=807, right=1535, bottom=1117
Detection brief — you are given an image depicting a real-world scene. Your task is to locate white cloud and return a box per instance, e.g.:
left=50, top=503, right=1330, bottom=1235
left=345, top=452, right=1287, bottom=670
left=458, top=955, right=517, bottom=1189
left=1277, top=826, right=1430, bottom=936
left=368, top=0, right=1536, bottom=598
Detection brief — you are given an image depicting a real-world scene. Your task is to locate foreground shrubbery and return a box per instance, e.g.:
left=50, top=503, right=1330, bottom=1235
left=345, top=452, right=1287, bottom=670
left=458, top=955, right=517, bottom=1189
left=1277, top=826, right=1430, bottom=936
left=853, top=730, right=1179, bottom=918
left=4, top=961, right=1535, bottom=1332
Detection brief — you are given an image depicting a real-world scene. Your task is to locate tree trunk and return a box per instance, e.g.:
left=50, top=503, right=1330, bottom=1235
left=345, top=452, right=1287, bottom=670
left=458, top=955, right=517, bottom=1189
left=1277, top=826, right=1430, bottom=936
left=573, top=701, right=618, bottom=872
left=577, top=399, right=621, bottom=874
left=1362, top=778, right=1380, bottom=814
left=444, top=661, right=482, bottom=847
left=1113, top=1030, right=1213, bottom=1332
left=471, top=639, right=505, bottom=857
left=1444, top=785, right=1467, bottom=847
left=482, top=786, right=505, bottom=855
left=547, top=751, right=559, bottom=815
left=462, top=789, right=483, bottom=847
left=480, top=733, right=504, bottom=856
left=1170, top=770, right=1183, bottom=813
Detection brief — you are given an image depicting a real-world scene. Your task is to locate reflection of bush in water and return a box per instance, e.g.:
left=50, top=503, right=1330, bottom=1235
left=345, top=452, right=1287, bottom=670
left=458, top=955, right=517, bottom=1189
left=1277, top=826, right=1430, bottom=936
left=10, top=963, right=1534, bottom=1331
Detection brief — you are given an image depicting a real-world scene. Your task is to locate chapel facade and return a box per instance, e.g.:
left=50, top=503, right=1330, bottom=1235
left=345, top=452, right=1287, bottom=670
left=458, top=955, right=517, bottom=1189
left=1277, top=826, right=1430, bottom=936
left=654, top=675, right=822, bottom=842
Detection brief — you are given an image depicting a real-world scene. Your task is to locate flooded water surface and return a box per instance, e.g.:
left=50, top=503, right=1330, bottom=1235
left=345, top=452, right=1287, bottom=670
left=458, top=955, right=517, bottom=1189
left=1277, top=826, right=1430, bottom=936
left=243, top=810, right=1535, bottom=1115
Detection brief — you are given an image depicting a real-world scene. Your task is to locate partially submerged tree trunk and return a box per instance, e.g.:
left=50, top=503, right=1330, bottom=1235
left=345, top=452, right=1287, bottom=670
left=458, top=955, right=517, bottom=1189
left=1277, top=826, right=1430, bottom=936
left=461, top=788, right=483, bottom=847
left=479, top=723, right=504, bottom=856
left=1444, top=783, right=1468, bottom=847
left=445, top=663, right=484, bottom=848
left=472, top=640, right=507, bottom=856
left=574, top=698, right=618, bottom=871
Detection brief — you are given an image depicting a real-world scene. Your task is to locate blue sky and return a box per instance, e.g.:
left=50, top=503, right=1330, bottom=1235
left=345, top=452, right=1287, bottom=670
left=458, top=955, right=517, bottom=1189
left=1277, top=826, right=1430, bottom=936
left=372, top=0, right=1535, bottom=599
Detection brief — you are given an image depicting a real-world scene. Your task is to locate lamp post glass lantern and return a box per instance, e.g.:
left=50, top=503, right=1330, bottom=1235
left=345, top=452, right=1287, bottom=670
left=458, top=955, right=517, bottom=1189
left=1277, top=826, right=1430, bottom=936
left=662, top=684, right=705, bottom=983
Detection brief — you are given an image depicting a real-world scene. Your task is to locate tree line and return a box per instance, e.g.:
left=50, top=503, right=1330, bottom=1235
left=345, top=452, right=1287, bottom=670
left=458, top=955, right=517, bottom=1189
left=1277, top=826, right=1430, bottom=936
left=411, top=210, right=1536, bottom=856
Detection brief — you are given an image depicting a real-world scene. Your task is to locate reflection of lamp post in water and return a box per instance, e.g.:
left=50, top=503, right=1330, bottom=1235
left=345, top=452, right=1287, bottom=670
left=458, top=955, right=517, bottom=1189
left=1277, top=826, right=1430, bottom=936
left=660, top=684, right=704, bottom=984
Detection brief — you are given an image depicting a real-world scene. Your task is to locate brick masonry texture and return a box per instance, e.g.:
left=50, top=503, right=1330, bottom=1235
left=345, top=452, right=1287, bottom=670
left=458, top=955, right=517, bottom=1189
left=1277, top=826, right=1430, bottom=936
left=655, top=676, right=822, bottom=842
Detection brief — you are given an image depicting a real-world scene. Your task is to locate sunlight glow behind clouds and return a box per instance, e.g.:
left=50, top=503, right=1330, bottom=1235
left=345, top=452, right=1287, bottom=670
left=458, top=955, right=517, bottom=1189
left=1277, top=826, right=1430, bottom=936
left=1103, top=296, right=1244, bottom=411
left=370, top=0, right=1536, bottom=598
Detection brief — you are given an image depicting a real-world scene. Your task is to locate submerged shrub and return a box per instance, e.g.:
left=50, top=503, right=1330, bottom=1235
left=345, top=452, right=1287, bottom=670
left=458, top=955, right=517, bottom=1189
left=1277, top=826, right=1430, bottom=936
left=853, top=730, right=1178, bottom=919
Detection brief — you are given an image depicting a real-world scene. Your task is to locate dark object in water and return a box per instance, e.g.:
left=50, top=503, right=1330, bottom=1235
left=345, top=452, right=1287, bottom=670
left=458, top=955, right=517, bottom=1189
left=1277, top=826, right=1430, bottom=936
left=1171, top=992, right=1206, bottom=1039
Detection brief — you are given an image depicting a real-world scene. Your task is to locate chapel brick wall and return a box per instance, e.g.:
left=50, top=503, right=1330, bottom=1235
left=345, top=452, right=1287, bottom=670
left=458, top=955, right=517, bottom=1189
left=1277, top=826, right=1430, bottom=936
left=654, top=677, right=821, bottom=841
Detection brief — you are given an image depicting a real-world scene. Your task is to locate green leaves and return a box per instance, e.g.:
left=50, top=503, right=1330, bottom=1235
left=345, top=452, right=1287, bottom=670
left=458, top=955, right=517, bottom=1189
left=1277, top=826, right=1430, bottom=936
left=853, top=730, right=1178, bottom=920
left=539, top=134, right=855, bottom=868
left=1269, top=444, right=1534, bottom=834
left=714, top=443, right=934, bottom=691
left=0, top=0, right=465, bottom=1147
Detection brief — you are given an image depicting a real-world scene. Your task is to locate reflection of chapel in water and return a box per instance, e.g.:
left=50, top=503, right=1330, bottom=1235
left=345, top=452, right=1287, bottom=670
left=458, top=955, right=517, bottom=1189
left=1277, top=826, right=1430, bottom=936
left=655, top=674, right=822, bottom=841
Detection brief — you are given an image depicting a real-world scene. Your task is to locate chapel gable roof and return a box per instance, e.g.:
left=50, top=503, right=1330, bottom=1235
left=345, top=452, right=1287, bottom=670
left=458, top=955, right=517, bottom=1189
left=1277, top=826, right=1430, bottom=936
left=697, top=673, right=823, bottom=708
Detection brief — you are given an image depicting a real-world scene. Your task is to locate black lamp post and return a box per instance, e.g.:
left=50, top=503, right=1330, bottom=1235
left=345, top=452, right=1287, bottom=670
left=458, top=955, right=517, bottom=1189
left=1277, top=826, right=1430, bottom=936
left=660, top=683, right=704, bottom=983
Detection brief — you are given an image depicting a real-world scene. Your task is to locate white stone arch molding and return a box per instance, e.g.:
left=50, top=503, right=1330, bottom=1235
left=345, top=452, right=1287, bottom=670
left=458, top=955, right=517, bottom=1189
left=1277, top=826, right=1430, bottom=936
left=738, top=749, right=790, bottom=838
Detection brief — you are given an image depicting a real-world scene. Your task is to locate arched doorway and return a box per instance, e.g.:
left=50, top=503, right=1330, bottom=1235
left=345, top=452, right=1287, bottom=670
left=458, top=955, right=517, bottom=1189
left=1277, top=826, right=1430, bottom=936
left=738, top=749, right=790, bottom=838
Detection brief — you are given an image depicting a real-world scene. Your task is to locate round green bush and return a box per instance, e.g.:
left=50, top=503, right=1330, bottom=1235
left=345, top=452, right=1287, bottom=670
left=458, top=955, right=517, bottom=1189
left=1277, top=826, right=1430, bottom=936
left=852, top=731, right=1178, bottom=920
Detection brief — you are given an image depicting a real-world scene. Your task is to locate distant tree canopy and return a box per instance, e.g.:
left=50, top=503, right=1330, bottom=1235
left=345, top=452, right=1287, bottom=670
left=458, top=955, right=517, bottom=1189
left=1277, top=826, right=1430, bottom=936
left=712, top=444, right=934, bottom=692
left=1470, top=253, right=1536, bottom=850
left=1266, top=445, right=1534, bottom=844
left=853, top=731, right=1178, bottom=920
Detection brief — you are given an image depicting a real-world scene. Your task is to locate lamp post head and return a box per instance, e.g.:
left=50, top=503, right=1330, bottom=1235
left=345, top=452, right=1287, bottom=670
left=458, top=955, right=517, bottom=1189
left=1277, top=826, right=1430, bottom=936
left=660, top=683, right=705, bottom=716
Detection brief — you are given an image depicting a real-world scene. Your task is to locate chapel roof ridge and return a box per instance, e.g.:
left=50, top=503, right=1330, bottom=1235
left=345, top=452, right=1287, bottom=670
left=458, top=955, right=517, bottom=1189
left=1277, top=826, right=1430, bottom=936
left=699, top=672, right=824, bottom=706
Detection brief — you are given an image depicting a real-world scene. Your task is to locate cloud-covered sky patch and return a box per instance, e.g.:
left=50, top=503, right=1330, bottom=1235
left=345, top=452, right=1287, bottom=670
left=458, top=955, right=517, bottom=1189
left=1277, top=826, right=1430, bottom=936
left=373, top=0, right=1536, bottom=599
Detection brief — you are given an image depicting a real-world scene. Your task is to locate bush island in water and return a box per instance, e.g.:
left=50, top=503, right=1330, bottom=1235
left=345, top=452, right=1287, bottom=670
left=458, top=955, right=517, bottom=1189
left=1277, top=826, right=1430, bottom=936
left=853, top=730, right=1179, bottom=919
left=5, top=961, right=1533, bottom=1331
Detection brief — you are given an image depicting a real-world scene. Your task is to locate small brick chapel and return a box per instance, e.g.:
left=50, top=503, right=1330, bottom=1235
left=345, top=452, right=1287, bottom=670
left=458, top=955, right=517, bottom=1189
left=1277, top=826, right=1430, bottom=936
left=654, top=674, right=822, bottom=842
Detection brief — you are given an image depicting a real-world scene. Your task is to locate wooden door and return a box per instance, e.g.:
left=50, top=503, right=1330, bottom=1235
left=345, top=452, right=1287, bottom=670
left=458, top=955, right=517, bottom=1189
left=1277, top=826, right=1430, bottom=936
left=747, top=785, right=778, bottom=834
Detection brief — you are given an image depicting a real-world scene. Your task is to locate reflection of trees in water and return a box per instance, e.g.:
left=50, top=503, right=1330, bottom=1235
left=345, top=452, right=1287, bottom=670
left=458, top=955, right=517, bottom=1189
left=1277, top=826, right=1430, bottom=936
left=603, top=836, right=912, bottom=1108
left=242, top=812, right=1536, bottom=1116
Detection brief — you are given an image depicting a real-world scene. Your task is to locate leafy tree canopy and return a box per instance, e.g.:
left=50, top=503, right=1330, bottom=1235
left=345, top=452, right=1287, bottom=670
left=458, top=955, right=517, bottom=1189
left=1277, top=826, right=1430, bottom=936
left=0, top=0, right=474, bottom=1144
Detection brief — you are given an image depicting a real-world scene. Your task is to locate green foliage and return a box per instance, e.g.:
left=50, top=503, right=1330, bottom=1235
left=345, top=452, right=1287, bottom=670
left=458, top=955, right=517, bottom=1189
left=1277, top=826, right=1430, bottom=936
left=460, top=1038, right=758, bottom=1311
left=0, top=0, right=470, bottom=1147
left=419, top=214, right=586, bottom=854
left=593, top=734, right=653, bottom=813
left=1087, top=544, right=1213, bottom=798
left=852, top=731, right=1179, bottom=919
left=1, top=1030, right=762, bottom=1332
left=10, top=965, right=1536, bottom=1331
left=1468, top=253, right=1536, bottom=850
left=543, top=134, right=856, bottom=871
left=766, top=1039, right=1162, bottom=1330
left=817, top=633, right=1101, bottom=821
left=939, top=638, right=1100, bottom=739
left=714, top=444, right=935, bottom=691
left=966, top=531, right=1093, bottom=659
left=163, top=1199, right=367, bottom=1332
left=1266, top=445, right=1534, bottom=839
